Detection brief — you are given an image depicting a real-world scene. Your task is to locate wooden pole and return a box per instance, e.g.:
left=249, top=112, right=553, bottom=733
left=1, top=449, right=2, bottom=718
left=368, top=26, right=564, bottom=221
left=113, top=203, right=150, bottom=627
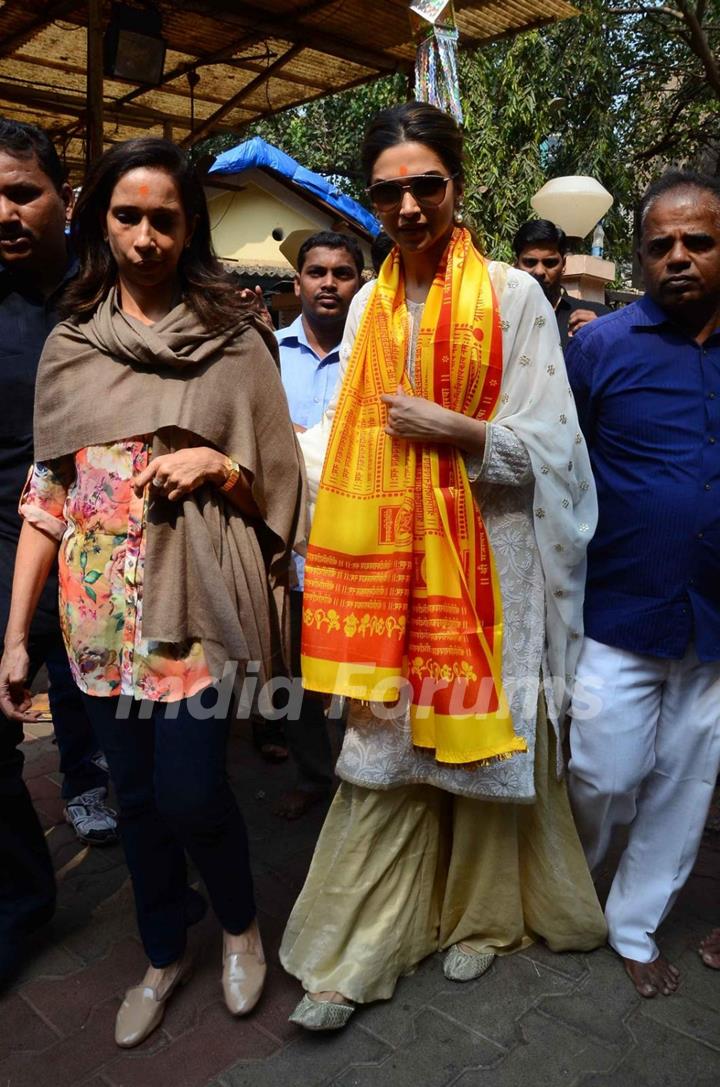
left=163, top=121, right=173, bottom=142
left=86, top=0, right=104, bottom=168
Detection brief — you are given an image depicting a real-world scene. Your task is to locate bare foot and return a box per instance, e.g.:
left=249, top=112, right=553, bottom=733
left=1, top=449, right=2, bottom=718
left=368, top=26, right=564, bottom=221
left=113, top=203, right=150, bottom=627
left=309, top=990, right=352, bottom=1005
left=699, top=928, right=720, bottom=969
left=274, top=788, right=326, bottom=820
left=224, top=918, right=264, bottom=959
left=623, top=955, right=680, bottom=998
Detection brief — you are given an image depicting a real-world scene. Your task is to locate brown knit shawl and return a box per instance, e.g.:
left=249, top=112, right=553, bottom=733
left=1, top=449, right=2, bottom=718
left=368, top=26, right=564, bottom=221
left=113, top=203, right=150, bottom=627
left=34, top=288, right=306, bottom=685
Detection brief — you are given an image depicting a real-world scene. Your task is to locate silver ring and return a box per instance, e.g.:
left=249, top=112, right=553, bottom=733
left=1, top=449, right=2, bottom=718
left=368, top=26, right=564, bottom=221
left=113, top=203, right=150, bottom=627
left=152, top=477, right=165, bottom=489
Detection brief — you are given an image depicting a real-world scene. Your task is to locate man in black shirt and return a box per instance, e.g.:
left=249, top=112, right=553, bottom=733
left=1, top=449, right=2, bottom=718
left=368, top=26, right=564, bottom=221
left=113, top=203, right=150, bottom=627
left=0, top=121, right=116, bottom=984
left=512, top=219, right=609, bottom=348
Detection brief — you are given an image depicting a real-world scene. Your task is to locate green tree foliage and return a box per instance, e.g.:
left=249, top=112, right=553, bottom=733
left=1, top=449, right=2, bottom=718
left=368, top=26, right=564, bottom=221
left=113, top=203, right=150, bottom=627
left=462, top=0, right=719, bottom=263
left=197, top=1, right=719, bottom=274
left=460, top=1, right=636, bottom=262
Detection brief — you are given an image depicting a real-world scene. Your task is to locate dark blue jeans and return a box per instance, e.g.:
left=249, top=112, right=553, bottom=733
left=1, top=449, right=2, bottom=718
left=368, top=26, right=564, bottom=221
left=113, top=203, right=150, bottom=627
left=43, top=640, right=107, bottom=800
left=80, top=691, right=255, bottom=967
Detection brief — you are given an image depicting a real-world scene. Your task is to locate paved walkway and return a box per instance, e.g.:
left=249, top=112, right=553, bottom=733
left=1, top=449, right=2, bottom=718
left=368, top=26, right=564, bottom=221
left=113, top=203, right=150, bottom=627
left=1, top=716, right=719, bottom=1087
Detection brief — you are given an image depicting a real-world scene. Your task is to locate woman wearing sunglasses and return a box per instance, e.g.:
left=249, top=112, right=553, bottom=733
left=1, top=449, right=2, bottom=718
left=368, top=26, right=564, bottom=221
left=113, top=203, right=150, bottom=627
left=280, top=102, right=606, bottom=1030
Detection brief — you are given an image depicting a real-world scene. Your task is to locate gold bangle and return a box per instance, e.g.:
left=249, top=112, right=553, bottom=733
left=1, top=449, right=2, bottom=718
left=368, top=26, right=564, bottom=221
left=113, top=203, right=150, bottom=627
left=219, top=457, right=241, bottom=493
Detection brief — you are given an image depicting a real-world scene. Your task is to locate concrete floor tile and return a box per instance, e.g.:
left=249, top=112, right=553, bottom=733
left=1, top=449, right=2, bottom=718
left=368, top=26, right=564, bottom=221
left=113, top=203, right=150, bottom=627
left=0, top=1000, right=119, bottom=1087
left=638, top=988, right=720, bottom=1052
left=221, top=1023, right=391, bottom=1087
left=103, top=1002, right=277, bottom=1087
left=248, top=964, right=307, bottom=1044
left=21, top=937, right=147, bottom=1035
left=577, top=1013, right=720, bottom=1087
left=428, top=953, right=575, bottom=1049
left=538, top=947, right=638, bottom=1048
left=332, top=1007, right=501, bottom=1087
left=357, top=954, right=448, bottom=1047
left=0, top=992, right=59, bottom=1058
left=57, top=878, right=139, bottom=963
left=453, top=1009, right=616, bottom=1087
left=675, top=947, right=720, bottom=1015
left=22, top=751, right=59, bottom=778
left=518, top=942, right=592, bottom=982
left=14, top=730, right=720, bottom=1087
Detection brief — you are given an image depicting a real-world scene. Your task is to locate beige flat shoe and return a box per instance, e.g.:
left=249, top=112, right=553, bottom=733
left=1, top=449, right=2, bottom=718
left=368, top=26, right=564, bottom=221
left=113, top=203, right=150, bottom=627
left=222, top=929, right=266, bottom=1015
left=115, top=952, right=193, bottom=1048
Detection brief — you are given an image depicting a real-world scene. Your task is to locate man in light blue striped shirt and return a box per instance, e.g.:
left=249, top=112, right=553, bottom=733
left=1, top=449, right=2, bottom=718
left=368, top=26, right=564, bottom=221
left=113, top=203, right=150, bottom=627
left=275, top=231, right=363, bottom=818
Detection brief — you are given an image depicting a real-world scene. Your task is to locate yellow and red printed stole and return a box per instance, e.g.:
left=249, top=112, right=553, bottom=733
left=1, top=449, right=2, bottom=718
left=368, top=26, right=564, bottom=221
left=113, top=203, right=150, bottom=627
left=302, top=227, right=526, bottom=765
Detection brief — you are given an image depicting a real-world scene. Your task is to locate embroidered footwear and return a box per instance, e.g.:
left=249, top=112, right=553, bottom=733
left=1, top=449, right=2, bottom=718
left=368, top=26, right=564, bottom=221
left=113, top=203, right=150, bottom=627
left=289, top=993, right=355, bottom=1031
left=443, top=944, right=496, bottom=981
left=64, top=787, right=119, bottom=845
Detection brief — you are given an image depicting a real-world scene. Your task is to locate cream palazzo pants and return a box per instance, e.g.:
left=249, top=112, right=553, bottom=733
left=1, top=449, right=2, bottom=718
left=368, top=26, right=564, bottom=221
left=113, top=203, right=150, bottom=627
left=280, top=701, right=607, bottom=1004
left=569, top=637, right=720, bottom=964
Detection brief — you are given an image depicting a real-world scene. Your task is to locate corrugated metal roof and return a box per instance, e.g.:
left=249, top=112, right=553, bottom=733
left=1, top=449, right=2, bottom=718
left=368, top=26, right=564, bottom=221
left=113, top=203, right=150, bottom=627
left=0, top=1, right=577, bottom=182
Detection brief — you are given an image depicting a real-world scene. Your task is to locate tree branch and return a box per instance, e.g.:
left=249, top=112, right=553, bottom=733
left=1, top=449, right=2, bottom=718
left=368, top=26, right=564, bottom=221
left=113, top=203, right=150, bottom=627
left=675, top=0, right=720, bottom=97
left=607, top=5, right=684, bottom=18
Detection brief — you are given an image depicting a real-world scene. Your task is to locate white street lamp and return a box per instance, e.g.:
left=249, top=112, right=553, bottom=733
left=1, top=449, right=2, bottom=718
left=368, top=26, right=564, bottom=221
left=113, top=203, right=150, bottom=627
left=531, top=176, right=613, bottom=239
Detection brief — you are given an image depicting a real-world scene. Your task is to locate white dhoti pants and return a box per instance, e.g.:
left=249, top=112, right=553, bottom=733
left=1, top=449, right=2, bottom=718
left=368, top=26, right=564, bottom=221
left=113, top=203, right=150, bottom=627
left=568, top=637, right=720, bottom=963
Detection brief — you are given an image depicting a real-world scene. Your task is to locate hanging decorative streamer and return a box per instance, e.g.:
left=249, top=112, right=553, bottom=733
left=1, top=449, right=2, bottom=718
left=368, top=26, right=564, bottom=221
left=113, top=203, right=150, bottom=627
left=410, top=2, right=463, bottom=124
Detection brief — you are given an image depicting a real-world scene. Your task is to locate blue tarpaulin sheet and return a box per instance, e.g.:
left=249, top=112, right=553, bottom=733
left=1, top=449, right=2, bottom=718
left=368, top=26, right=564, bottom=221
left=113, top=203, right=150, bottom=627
left=208, top=136, right=380, bottom=236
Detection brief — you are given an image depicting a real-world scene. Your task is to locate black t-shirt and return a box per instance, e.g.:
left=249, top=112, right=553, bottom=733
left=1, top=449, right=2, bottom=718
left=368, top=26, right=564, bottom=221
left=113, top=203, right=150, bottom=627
left=0, top=264, right=74, bottom=637
left=555, top=290, right=610, bottom=350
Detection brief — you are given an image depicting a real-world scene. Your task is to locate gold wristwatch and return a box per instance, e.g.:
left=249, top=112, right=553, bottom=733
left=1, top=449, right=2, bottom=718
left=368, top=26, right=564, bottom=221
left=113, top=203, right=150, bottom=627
left=219, top=457, right=241, bottom=493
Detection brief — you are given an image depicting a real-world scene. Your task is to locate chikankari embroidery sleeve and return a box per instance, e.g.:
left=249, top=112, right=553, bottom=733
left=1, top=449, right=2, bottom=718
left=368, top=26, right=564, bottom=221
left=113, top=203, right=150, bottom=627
left=466, top=423, right=533, bottom=486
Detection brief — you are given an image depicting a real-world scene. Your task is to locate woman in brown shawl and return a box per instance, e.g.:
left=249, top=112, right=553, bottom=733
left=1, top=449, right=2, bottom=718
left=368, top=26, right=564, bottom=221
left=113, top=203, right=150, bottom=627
left=0, top=139, right=304, bottom=1047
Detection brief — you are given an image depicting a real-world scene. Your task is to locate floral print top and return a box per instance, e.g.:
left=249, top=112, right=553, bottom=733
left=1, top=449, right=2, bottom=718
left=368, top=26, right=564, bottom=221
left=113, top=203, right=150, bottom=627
left=20, top=438, right=213, bottom=702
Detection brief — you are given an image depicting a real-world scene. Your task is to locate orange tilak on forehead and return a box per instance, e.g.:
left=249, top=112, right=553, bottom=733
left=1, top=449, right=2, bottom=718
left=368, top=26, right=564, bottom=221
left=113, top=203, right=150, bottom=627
left=398, top=165, right=409, bottom=177
left=137, top=183, right=150, bottom=196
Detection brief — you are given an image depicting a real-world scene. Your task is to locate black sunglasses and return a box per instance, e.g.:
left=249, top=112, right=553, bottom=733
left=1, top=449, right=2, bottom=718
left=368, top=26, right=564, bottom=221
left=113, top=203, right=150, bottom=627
left=366, top=173, right=457, bottom=212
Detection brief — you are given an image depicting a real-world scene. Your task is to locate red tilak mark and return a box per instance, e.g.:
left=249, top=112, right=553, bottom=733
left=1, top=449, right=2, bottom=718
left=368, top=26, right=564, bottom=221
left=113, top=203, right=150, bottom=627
left=138, top=184, right=150, bottom=196
left=398, top=165, right=409, bottom=177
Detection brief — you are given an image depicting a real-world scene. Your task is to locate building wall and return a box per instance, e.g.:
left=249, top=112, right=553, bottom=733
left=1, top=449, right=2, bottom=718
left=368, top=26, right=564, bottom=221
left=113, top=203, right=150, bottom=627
left=205, top=169, right=372, bottom=272
left=207, top=179, right=325, bottom=270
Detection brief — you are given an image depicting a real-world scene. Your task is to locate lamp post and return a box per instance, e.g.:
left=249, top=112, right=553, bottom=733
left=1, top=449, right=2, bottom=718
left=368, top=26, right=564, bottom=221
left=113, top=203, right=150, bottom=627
left=530, top=176, right=615, bottom=303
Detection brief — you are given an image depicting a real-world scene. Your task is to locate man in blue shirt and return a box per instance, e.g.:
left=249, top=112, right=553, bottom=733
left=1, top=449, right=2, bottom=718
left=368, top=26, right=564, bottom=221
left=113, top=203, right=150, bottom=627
left=275, top=230, right=363, bottom=818
left=566, top=171, right=720, bottom=1000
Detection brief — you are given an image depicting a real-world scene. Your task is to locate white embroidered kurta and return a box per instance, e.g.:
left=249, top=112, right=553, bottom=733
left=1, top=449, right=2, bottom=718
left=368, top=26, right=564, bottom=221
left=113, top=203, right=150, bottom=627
left=298, top=264, right=597, bottom=802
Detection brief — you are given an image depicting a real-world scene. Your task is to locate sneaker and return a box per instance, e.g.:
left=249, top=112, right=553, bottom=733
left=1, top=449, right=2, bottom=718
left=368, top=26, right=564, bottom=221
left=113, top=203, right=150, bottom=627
left=64, top=787, right=119, bottom=846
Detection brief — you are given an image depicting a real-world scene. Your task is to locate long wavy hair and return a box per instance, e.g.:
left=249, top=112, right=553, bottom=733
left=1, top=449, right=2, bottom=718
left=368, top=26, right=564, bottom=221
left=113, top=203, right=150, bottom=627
left=61, top=138, right=240, bottom=328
